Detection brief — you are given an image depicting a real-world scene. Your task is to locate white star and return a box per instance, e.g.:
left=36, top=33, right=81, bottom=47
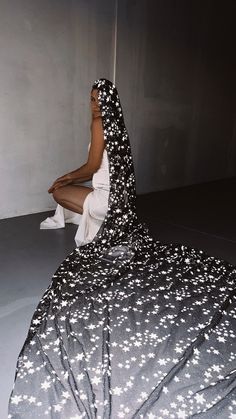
left=77, top=373, right=84, bottom=381
left=88, top=324, right=96, bottom=330
left=148, top=353, right=155, bottom=358
left=92, top=376, right=101, bottom=385
left=195, top=393, right=206, bottom=404
left=24, top=360, right=33, bottom=369
left=11, top=395, right=22, bottom=405
left=124, top=407, right=130, bottom=413
left=150, top=333, right=157, bottom=339
left=212, top=364, right=221, bottom=372
left=75, top=353, right=84, bottom=361
left=41, top=381, right=51, bottom=390
left=62, top=391, right=70, bottom=399
left=113, top=387, right=122, bottom=396
left=53, top=404, right=62, bottom=412
left=217, top=336, right=226, bottom=343
left=158, top=359, right=167, bottom=366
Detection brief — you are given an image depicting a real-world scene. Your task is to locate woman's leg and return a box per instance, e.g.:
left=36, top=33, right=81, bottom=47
left=52, top=185, right=93, bottom=214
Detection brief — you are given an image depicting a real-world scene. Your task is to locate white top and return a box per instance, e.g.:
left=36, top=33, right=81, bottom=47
left=72, top=142, right=110, bottom=246
left=88, top=142, right=110, bottom=191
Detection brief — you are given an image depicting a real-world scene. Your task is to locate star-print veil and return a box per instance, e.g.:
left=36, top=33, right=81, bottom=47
left=8, top=79, right=236, bottom=419
left=78, top=78, right=154, bottom=260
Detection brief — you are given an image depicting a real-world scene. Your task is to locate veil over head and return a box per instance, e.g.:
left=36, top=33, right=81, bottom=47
left=77, top=78, right=154, bottom=261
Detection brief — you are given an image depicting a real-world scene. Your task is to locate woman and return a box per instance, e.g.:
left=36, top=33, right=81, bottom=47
left=45, top=88, right=110, bottom=246
left=9, top=79, right=236, bottom=418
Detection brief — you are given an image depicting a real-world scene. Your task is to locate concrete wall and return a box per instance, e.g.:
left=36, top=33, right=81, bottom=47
left=0, top=0, right=115, bottom=218
left=1, top=0, right=236, bottom=218
left=116, top=0, right=236, bottom=193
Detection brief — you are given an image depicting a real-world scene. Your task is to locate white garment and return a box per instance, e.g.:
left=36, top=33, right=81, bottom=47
left=75, top=143, right=110, bottom=246
left=40, top=142, right=110, bottom=247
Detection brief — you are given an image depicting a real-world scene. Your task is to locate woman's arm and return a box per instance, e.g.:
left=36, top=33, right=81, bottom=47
left=48, top=117, right=105, bottom=193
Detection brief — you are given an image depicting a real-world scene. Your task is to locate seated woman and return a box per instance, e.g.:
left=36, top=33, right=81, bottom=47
left=47, top=88, right=110, bottom=246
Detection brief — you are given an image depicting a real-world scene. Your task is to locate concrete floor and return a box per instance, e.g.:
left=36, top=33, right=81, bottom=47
left=1, top=177, right=236, bottom=418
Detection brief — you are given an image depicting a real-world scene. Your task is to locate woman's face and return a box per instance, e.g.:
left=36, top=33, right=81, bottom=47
left=90, top=89, right=101, bottom=117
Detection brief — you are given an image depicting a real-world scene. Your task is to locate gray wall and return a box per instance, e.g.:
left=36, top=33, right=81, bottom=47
left=116, top=0, right=236, bottom=193
left=0, top=0, right=115, bottom=218
left=1, top=0, right=236, bottom=218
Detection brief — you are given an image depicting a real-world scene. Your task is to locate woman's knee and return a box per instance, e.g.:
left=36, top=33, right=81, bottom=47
left=52, top=187, right=64, bottom=203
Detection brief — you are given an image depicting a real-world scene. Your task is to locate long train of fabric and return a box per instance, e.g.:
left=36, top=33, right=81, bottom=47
left=8, top=79, right=236, bottom=419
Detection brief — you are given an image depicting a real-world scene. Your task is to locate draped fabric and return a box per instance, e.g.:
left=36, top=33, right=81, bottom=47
left=8, top=79, right=236, bottom=419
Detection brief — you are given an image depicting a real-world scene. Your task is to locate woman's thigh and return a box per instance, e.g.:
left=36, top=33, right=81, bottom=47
left=53, top=185, right=93, bottom=213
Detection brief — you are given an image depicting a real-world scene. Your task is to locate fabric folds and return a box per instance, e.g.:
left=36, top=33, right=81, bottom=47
left=8, top=79, right=236, bottom=419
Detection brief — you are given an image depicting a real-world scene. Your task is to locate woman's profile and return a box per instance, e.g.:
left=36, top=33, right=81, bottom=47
left=8, top=79, right=236, bottom=418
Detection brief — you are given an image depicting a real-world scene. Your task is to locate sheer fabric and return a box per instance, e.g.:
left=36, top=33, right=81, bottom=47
left=8, top=79, right=236, bottom=419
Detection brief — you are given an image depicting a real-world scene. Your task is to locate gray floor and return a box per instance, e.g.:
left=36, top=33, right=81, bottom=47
left=1, top=177, right=236, bottom=418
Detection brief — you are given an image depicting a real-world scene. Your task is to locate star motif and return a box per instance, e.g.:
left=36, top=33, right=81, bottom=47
left=11, top=395, right=22, bottom=405
left=75, top=353, right=84, bottom=361
left=41, top=381, right=51, bottom=390
left=217, top=336, right=226, bottom=343
left=195, top=393, right=205, bottom=404
left=62, top=391, right=70, bottom=399
left=113, top=387, right=122, bottom=396
left=92, top=376, right=101, bottom=385
left=53, top=404, right=62, bottom=412
left=24, top=360, right=33, bottom=369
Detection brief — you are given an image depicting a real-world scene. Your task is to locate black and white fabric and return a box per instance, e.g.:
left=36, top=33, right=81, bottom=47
left=8, top=79, right=236, bottom=419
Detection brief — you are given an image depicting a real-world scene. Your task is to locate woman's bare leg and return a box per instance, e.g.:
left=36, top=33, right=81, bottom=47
left=52, top=185, right=93, bottom=214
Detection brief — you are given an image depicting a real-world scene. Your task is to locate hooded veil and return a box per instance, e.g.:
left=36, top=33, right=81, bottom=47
left=77, top=78, right=154, bottom=259
left=8, top=79, right=236, bottom=419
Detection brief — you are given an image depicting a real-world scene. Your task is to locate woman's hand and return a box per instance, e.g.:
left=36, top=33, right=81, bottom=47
left=48, top=174, right=72, bottom=194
